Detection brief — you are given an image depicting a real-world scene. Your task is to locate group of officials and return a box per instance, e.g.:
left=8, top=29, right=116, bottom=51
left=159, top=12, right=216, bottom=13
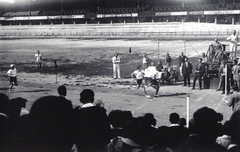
left=118, top=30, right=239, bottom=96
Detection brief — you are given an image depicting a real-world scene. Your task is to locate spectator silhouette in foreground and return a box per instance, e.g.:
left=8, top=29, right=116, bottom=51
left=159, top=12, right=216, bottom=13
left=19, top=96, right=74, bottom=152
left=178, top=117, right=187, bottom=128
left=143, top=113, right=158, bottom=147
left=216, top=121, right=232, bottom=149
left=108, top=110, right=133, bottom=139
left=175, top=107, right=226, bottom=152
left=94, top=99, right=105, bottom=107
left=165, top=112, right=189, bottom=151
left=227, top=111, right=240, bottom=151
left=58, top=85, right=67, bottom=97
left=72, top=89, right=111, bottom=152
left=0, top=93, right=9, bottom=149
left=57, top=85, right=73, bottom=107
left=104, top=117, right=153, bottom=152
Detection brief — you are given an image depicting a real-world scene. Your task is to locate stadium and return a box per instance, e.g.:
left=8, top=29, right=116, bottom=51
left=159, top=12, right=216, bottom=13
left=0, top=0, right=240, bottom=151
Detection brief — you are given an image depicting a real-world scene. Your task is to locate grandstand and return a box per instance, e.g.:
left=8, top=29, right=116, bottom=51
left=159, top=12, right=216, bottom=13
left=0, top=0, right=240, bottom=25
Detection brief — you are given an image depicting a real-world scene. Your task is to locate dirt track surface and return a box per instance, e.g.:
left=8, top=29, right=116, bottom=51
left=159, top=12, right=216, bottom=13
left=0, top=38, right=235, bottom=126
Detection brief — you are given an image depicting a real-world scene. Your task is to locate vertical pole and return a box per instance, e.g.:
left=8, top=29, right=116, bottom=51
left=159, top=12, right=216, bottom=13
left=158, top=39, right=160, bottom=59
left=187, top=95, right=190, bottom=128
left=184, top=40, right=186, bottom=55
left=28, top=0, right=30, bottom=18
left=56, top=73, right=58, bottom=84
left=62, top=0, right=63, bottom=13
left=225, top=65, right=227, bottom=95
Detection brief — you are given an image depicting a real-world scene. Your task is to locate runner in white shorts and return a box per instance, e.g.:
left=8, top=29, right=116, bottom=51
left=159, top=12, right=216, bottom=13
left=34, top=50, right=42, bottom=71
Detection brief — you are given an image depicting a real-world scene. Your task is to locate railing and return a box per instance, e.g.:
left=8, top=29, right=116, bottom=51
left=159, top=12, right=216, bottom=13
left=0, top=29, right=235, bottom=37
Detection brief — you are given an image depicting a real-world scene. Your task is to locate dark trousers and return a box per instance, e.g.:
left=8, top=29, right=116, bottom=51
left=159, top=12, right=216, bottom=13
left=192, top=74, right=202, bottom=89
left=183, top=74, right=190, bottom=86
left=222, top=75, right=230, bottom=93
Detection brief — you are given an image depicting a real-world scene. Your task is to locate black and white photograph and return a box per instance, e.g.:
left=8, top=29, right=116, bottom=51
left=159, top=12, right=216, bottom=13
left=1, top=0, right=240, bottom=151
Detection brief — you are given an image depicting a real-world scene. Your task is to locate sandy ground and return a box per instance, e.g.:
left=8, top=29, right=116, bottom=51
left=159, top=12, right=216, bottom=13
left=0, top=38, right=235, bottom=126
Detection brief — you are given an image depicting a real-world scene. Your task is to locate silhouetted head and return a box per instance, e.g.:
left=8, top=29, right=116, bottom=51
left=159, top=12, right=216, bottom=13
left=0, top=93, right=9, bottom=114
left=7, top=97, right=27, bottom=118
left=179, top=117, right=187, bottom=127
left=94, top=99, right=104, bottom=107
left=80, top=89, right=94, bottom=104
left=169, top=112, right=180, bottom=124
left=193, top=107, right=218, bottom=141
left=58, top=85, right=67, bottom=96
left=217, top=113, right=223, bottom=122
left=108, top=110, right=133, bottom=128
left=144, top=113, right=157, bottom=126
left=122, top=117, right=147, bottom=145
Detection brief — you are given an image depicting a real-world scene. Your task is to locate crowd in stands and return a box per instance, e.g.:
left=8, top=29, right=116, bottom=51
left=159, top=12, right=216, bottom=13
left=1, top=85, right=240, bottom=152
left=2, top=0, right=240, bottom=18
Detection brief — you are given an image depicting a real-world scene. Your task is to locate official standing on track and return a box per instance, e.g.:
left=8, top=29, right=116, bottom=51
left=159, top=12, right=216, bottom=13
left=112, top=52, right=121, bottom=79
left=181, top=58, right=192, bottom=87
left=34, top=50, right=42, bottom=71
left=192, top=58, right=205, bottom=90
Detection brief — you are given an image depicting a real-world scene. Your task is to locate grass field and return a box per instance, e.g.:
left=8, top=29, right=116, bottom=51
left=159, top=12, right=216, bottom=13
left=0, top=32, right=236, bottom=126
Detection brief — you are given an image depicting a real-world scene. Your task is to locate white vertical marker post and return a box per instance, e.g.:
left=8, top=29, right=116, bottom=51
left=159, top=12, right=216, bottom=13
left=225, top=65, right=227, bottom=95
left=187, top=95, right=190, bottom=128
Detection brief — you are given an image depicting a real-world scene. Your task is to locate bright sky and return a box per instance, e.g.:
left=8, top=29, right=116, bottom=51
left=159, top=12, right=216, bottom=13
left=0, top=0, right=15, bottom=3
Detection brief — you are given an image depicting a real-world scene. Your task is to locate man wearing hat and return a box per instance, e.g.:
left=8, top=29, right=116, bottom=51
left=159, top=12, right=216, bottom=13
left=7, top=64, right=17, bottom=92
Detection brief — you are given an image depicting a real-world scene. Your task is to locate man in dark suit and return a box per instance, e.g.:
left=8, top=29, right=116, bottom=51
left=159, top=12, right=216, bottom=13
left=179, top=52, right=187, bottom=67
left=181, top=57, right=192, bottom=87
left=192, top=58, right=205, bottom=90
left=232, top=60, right=240, bottom=92
left=72, top=89, right=111, bottom=152
left=164, top=113, right=189, bottom=151
left=219, top=61, right=231, bottom=94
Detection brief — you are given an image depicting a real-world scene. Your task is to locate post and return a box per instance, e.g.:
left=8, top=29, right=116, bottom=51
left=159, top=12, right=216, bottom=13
left=225, top=65, right=227, bottom=95
left=184, top=40, right=186, bottom=55
left=54, top=60, right=58, bottom=84
left=158, top=39, right=160, bottom=59
left=28, top=0, right=31, bottom=18
left=186, top=95, right=190, bottom=128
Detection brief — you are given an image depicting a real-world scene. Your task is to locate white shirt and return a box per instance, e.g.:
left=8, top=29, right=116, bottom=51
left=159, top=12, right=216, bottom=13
left=112, top=56, right=120, bottom=64
left=7, top=68, right=17, bottom=77
left=227, top=34, right=238, bottom=45
left=143, top=57, right=147, bottom=64
left=35, top=53, right=42, bottom=63
left=132, top=70, right=144, bottom=79
left=81, top=103, right=94, bottom=108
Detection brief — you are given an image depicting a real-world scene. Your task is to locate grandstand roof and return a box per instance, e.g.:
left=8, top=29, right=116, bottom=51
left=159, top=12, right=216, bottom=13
left=0, top=0, right=240, bottom=12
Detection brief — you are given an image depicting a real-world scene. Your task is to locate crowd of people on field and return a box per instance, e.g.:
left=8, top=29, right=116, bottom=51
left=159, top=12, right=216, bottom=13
left=1, top=86, right=240, bottom=152
left=128, top=30, right=240, bottom=95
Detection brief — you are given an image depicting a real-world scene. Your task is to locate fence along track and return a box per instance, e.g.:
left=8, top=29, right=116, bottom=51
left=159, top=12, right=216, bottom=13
left=0, top=23, right=239, bottom=38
